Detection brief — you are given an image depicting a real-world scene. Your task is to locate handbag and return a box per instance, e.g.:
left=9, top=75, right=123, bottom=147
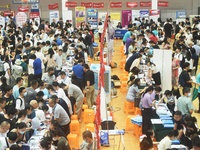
left=192, top=86, right=198, bottom=101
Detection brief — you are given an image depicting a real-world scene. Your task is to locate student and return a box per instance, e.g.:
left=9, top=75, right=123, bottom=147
left=0, top=132, right=18, bottom=149
left=11, top=122, right=27, bottom=143
left=158, top=130, right=177, bottom=150
left=80, top=130, right=95, bottom=150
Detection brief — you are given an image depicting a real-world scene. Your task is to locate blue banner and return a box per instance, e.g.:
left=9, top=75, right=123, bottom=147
left=87, top=9, right=98, bottom=29
left=176, top=10, right=186, bottom=19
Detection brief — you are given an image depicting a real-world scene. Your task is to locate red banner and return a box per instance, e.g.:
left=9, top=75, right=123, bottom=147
left=93, top=2, right=104, bottom=8
left=65, top=2, right=77, bottom=7
left=127, top=2, right=138, bottom=8
left=30, top=12, right=40, bottom=18
left=48, top=3, right=58, bottom=10
left=2, top=11, right=14, bottom=17
left=110, top=2, right=122, bottom=8
left=158, top=1, right=168, bottom=7
left=18, top=6, right=29, bottom=12
left=140, top=1, right=152, bottom=7
left=81, top=2, right=93, bottom=8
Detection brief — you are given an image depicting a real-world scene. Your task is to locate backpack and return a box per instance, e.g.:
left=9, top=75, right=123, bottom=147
left=0, top=61, right=5, bottom=72
left=16, top=97, right=23, bottom=107
left=13, top=65, right=22, bottom=75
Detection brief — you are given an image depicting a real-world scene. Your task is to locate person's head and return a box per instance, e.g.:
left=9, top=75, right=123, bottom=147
left=52, top=81, right=60, bottom=91
left=83, top=64, right=90, bottom=72
left=78, top=59, right=84, bottom=64
left=59, top=71, right=66, bottom=79
left=155, top=87, right=162, bottom=95
left=184, top=115, right=197, bottom=124
left=183, top=87, right=191, bottom=97
left=7, top=106, right=17, bottom=119
left=25, top=104, right=33, bottom=115
left=82, top=130, right=93, bottom=144
left=8, top=132, right=18, bottom=145
left=0, top=97, right=6, bottom=109
left=182, top=62, right=190, bottom=71
left=174, top=110, right=182, bottom=122
left=167, top=130, right=177, bottom=140
left=50, top=120, right=59, bottom=130
left=9, top=144, right=21, bottom=150
left=19, top=87, right=26, bottom=97
left=51, top=129, right=62, bottom=141
left=164, top=90, right=172, bottom=98
left=16, top=122, right=27, bottom=135
left=48, top=97, right=57, bottom=108
left=58, top=49, right=63, bottom=56
left=0, top=121, right=10, bottom=134
left=30, top=100, right=39, bottom=109
left=40, top=137, right=52, bottom=150
left=4, top=85, right=13, bottom=96
left=47, top=67, right=54, bottom=76
left=133, top=78, right=140, bottom=86
left=192, top=136, right=200, bottom=150
left=31, top=80, right=38, bottom=89
left=17, top=110, right=27, bottom=120
left=42, top=105, right=49, bottom=114
left=145, top=86, right=154, bottom=95
left=140, top=137, right=153, bottom=150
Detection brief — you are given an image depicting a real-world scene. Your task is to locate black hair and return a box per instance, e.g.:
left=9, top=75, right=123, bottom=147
left=18, top=110, right=27, bottom=119
left=40, top=137, right=52, bottom=150
left=184, top=115, right=197, bottom=123
left=174, top=110, right=182, bottom=116
left=31, top=80, right=38, bottom=87
left=0, top=97, right=6, bottom=104
left=19, top=87, right=25, bottom=94
left=59, top=71, right=66, bottom=76
left=167, top=130, right=178, bottom=137
left=8, top=132, right=18, bottom=142
left=83, top=64, right=89, bottom=69
left=142, top=86, right=154, bottom=97
left=37, top=91, right=44, bottom=97
left=52, top=81, right=60, bottom=87
left=51, top=129, right=62, bottom=137
left=25, top=104, right=33, bottom=111
left=133, top=78, right=140, bottom=86
left=10, top=144, right=22, bottom=150
left=78, top=59, right=84, bottom=63
left=183, top=62, right=190, bottom=69
left=183, top=87, right=190, bottom=95
left=16, top=122, right=27, bottom=129
left=4, top=85, right=12, bottom=93
left=155, top=87, right=162, bottom=92
left=42, top=105, right=49, bottom=111
left=140, top=137, right=153, bottom=150
left=7, top=106, right=17, bottom=116
left=48, top=48, right=54, bottom=58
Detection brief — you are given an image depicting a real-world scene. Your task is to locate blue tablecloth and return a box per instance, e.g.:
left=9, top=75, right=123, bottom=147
left=114, top=29, right=128, bottom=39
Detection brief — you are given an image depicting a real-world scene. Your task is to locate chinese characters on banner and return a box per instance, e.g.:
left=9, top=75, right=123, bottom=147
left=93, top=2, right=104, bottom=8
left=140, top=1, right=152, bottom=7
left=48, top=3, right=58, bottom=10
left=81, top=2, right=93, bottom=8
left=110, top=2, right=122, bottom=8
left=149, top=9, right=160, bottom=22
left=126, top=2, right=138, bottom=8
left=18, top=6, right=29, bottom=12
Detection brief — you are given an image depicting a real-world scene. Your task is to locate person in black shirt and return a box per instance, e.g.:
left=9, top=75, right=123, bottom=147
left=83, top=64, right=94, bottom=109
left=127, top=20, right=133, bottom=29
left=164, top=19, right=173, bottom=38
left=4, top=85, right=15, bottom=113
left=85, top=30, right=94, bottom=58
left=7, top=29, right=15, bottom=49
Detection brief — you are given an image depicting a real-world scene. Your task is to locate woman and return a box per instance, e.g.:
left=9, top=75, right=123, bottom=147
left=40, top=137, right=55, bottom=150
left=98, top=20, right=103, bottom=42
left=140, top=130, right=154, bottom=150
left=129, top=54, right=142, bottom=72
left=161, top=37, right=171, bottom=50
left=184, top=50, right=193, bottom=70
left=158, top=28, right=164, bottom=44
left=116, top=22, right=122, bottom=29
left=11, top=122, right=27, bottom=143
left=44, top=48, right=56, bottom=72
left=146, top=60, right=161, bottom=87
left=128, top=41, right=137, bottom=57
left=141, top=86, right=155, bottom=134
left=172, top=56, right=180, bottom=86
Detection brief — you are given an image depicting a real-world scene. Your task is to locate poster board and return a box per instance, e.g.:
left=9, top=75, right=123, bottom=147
left=49, top=10, right=59, bottom=24
left=62, top=10, right=73, bottom=24
left=99, top=12, right=107, bottom=22
left=122, top=10, right=132, bottom=28
left=87, top=8, right=98, bottom=29
left=110, top=12, right=121, bottom=27
left=15, top=12, right=27, bottom=28
left=176, top=10, right=186, bottom=23
left=149, top=10, right=160, bottom=22
left=132, top=10, right=140, bottom=21
left=139, top=9, right=149, bottom=19
left=75, top=7, right=86, bottom=28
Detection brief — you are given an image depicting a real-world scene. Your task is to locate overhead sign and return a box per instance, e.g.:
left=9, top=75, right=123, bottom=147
left=18, top=6, right=29, bottom=12
left=140, top=1, right=152, bottom=7
left=81, top=2, right=93, bottom=8
left=127, top=2, right=138, bottom=8
left=93, top=2, right=104, bottom=8
left=110, top=2, right=122, bottom=8
left=48, top=3, right=58, bottom=10
left=158, top=1, right=169, bottom=7
left=65, top=2, right=77, bottom=7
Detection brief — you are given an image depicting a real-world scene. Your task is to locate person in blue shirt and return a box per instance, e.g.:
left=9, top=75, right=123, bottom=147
left=55, top=34, right=62, bottom=46
left=32, top=54, right=42, bottom=80
left=122, top=29, right=132, bottom=45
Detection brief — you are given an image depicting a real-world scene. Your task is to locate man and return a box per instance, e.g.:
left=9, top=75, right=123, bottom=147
left=0, top=132, right=18, bottom=149
left=80, top=130, right=95, bottom=150
left=12, top=77, right=24, bottom=99
left=83, top=64, right=95, bottom=109
left=122, top=28, right=132, bottom=45
left=25, top=80, right=38, bottom=104
left=24, top=35, right=33, bottom=47
left=164, top=19, right=173, bottom=38
left=177, top=87, right=194, bottom=115
left=35, top=47, right=45, bottom=72
left=48, top=97, right=70, bottom=136
left=30, top=100, right=46, bottom=123
left=15, top=87, right=26, bottom=111
left=57, top=71, right=71, bottom=85
left=65, top=83, right=84, bottom=121
left=32, top=54, right=42, bottom=80
left=54, top=49, right=63, bottom=77
left=0, top=121, right=10, bottom=137
left=42, top=67, right=55, bottom=84
left=0, top=97, right=6, bottom=114
left=4, top=85, right=15, bottom=113
left=85, top=30, right=94, bottom=58
left=72, top=59, right=84, bottom=91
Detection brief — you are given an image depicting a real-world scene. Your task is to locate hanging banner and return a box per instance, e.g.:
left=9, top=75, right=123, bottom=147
left=149, top=9, right=160, bottom=22
left=30, top=12, right=40, bottom=25
left=48, top=3, right=58, bottom=10
left=0, top=16, right=5, bottom=28
left=122, top=10, right=132, bottom=28
left=110, top=2, right=122, bottom=8
left=65, top=2, right=77, bottom=7
left=140, top=1, right=152, bottom=7
left=127, top=2, right=138, bottom=8
left=18, top=6, right=29, bottom=12
left=15, top=12, right=27, bottom=28
left=139, top=10, right=149, bottom=19
left=49, top=10, right=59, bottom=24
left=93, top=2, right=104, bottom=8
left=87, top=8, right=98, bottom=28
left=75, top=7, right=86, bottom=28
left=176, top=10, right=186, bottom=23
left=81, top=2, right=93, bottom=8
left=2, top=11, right=14, bottom=17
left=158, top=1, right=168, bottom=7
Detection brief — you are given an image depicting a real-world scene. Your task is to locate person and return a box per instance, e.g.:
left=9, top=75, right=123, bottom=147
left=65, top=83, right=84, bottom=121
left=24, top=80, right=38, bottom=104
left=83, top=64, right=94, bottom=109
left=141, top=86, right=156, bottom=134
left=0, top=97, right=6, bottom=114
left=196, top=72, right=200, bottom=113
left=129, top=54, right=142, bottom=72
left=15, top=87, right=26, bottom=111
left=40, top=137, right=54, bottom=150
left=57, top=71, right=71, bottom=86
left=177, top=87, right=194, bottom=115
left=32, top=54, right=42, bottom=80
left=116, top=22, right=122, bottom=29
left=4, top=85, right=15, bottom=113
left=158, top=130, right=177, bottom=150
left=41, top=67, right=56, bottom=85
left=140, top=130, right=154, bottom=150
left=0, top=121, right=10, bottom=137
left=85, top=30, right=93, bottom=58
left=12, top=59, right=23, bottom=80
left=51, top=129, right=71, bottom=150
left=122, top=28, right=132, bottom=45
left=10, top=122, right=27, bottom=143
left=48, top=97, right=70, bottom=136
left=44, top=48, right=56, bottom=72
left=54, top=49, right=63, bottom=77
left=30, top=100, right=46, bottom=123
left=98, top=20, right=103, bottom=42
left=80, top=130, right=95, bottom=150
left=12, top=77, right=24, bottom=100
left=164, top=19, right=173, bottom=38
left=0, top=132, right=18, bottom=149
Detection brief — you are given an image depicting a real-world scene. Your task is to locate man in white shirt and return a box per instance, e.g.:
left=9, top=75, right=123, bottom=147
left=24, top=35, right=33, bottom=47
left=15, top=87, right=26, bottom=111
left=30, top=100, right=46, bottom=123
left=57, top=71, right=71, bottom=85
left=35, top=47, right=45, bottom=71
left=40, top=29, right=48, bottom=42
left=0, top=132, right=17, bottom=149
left=158, top=130, right=176, bottom=150
left=0, top=121, right=10, bottom=137
left=54, top=49, right=63, bottom=77
left=13, top=77, right=24, bottom=100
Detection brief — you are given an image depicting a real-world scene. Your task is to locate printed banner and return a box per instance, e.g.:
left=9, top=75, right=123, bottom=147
left=65, top=2, right=77, bottom=7
left=110, top=2, right=122, bottom=8
left=132, top=10, right=140, bottom=21
left=140, top=1, right=152, bottom=7
left=158, top=1, right=168, bottom=7
left=31, top=4, right=39, bottom=9
left=127, top=2, right=138, bottom=8
left=75, top=7, right=86, bottom=28
left=176, top=10, right=186, bottom=23
left=81, top=2, right=93, bottom=8
left=93, top=2, right=104, bottom=8
left=49, top=10, right=59, bottom=24
left=149, top=9, right=160, bottom=22
left=29, top=12, right=40, bottom=27
left=87, top=8, right=98, bottom=28
left=18, top=6, right=29, bottom=12
left=139, top=9, right=149, bottom=18
left=15, top=12, right=27, bottom=27
left=2, top=11, right=14, bottom=17
left=48, top=3, right=58, bottom=10
left=122, top=10, right=132, bottom=28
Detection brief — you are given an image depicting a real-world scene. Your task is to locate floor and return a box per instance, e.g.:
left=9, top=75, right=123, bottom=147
left=79, top=39, right=200, bottom=150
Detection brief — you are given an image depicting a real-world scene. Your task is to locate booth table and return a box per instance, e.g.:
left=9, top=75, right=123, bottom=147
left=114, top=29, right=128, bottom=39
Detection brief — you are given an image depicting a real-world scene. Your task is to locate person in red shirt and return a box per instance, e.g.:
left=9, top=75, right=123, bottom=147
left=149, top=32, right=158, bottom=44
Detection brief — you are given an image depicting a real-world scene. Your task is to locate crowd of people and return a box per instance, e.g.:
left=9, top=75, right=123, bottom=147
left=124, top=16, right=200, bottom=149
left=0, top=16, right=96, bottom=150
